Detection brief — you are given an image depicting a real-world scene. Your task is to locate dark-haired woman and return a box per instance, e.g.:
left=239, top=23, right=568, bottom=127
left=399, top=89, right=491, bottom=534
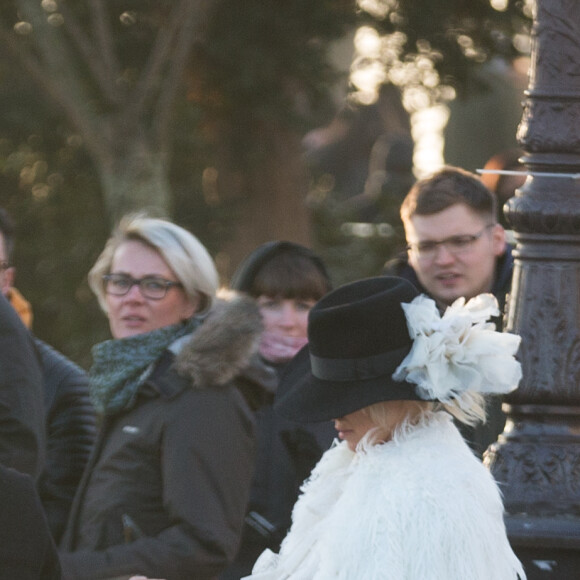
left=221, top=242, right=335, bottom=579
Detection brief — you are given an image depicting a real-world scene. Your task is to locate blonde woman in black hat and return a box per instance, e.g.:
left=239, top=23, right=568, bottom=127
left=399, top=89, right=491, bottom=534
left=244, top=276, right=526, bottom=580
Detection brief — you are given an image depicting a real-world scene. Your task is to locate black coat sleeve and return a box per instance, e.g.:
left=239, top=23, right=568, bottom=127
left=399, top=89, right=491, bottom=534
left=0, top=464, right=62, bottom=580
left=35, top=338, right=96, bottom=543
left=0, top=294, right=45, bottom=479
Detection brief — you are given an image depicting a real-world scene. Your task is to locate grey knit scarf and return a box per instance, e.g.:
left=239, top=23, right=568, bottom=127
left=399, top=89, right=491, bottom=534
left=89, top=317, right=199, bottom=416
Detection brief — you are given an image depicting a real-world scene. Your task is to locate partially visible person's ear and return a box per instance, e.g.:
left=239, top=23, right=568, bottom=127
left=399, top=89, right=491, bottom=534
left=0, top=266, right=15, bottom=296
left=491, top=224, right=506, bottom=257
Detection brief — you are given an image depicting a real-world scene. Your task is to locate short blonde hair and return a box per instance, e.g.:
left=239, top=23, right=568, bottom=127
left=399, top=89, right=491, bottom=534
left=364, top=393, right=487, bottom=445
left=363, top=399, right=431, bottom=446
left=89, top=213, right=219, bottom=314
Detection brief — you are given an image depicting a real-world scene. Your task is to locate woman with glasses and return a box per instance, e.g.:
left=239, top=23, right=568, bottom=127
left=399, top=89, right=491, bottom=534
left=59, top=214, right=265, bottom=580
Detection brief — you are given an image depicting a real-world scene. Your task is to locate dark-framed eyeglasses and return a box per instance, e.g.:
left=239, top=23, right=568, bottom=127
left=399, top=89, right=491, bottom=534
left=0, top=261, right=10, bottom=271
left=406, top=224, right=495, bottom=261
left=103, top=273, right=183, bottom=300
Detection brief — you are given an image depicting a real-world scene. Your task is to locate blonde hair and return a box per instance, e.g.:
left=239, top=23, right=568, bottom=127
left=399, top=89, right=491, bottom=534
left=360, top=392, right=487, bottom=448
left=361, top=399, right=432, bottom=447
left=436, top=392, right=487, bottom=427
left=89, top=213, right=219, bottom=314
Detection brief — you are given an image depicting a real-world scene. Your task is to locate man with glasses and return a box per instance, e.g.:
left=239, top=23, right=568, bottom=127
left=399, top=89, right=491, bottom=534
left=384, top=166, right=513, bottom=455
left=0, top=207, right=96, bottom=543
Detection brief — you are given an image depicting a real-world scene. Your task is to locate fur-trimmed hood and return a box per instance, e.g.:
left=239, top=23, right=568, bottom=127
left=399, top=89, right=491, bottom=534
left=173, top=292, right=266, bottom=390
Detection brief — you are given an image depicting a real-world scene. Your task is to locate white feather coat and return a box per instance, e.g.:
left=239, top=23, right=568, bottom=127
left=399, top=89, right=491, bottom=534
left=244, top=411, right=525, bottom=580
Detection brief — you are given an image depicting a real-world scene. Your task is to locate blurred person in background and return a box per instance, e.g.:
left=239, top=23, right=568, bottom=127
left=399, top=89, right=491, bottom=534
left=59, top=214, right=263, bottom=580
left=0, top=207, right=96, bottom=542
left=383, top=166, right=513, bottom=456
left=220, top=242, right=334, bottom=579
left=307, top=84, right=414, bottom=284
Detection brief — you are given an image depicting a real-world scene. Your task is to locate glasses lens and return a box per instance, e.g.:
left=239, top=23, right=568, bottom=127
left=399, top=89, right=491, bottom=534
left=105, top=274, right=132, bottom=296
left=140, top=279, right=168, bottom=300
left=413, top=228, right=488, bottom=260
left=447, top=235, right=476, bottom=252
left=415, top=242, right=437, bottom=259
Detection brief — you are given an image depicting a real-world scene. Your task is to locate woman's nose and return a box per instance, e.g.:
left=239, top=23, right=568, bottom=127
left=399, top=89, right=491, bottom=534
left=278, top=304, right=297, bottom=326
left=123, top=282, right=145, bottom=301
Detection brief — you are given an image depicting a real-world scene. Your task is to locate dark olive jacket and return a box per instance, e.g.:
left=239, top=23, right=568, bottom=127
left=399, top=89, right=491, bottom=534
left=59, top=296, right=264, bottom=580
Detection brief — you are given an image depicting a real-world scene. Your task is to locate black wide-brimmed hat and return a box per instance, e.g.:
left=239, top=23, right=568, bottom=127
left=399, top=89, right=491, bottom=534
left=275, top=276, right=428, bottom=423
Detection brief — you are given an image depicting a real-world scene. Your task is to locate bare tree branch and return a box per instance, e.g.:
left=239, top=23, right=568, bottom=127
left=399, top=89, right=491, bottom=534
left=0, top=19, right=110, bottom=164
left=154, top=0, right=204, bottom=149
left=88, top=0, right=122, bottom=82
left=127, top=0, right=189, bottom=124
left=58, top=0, right=121, bottom=105
left=14, top=0, right=87, bottom=93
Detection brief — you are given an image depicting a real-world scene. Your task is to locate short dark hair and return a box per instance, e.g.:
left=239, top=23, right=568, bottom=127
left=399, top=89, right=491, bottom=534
left=0, top=208, right=15, bottom=263
left=400, top=166, right=497, bottom=223
left=251, top=249, right=331, bottom=302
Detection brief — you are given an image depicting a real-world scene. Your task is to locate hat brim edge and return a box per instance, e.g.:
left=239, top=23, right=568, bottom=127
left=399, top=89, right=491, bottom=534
left=274, top=346, right=425, bottom=423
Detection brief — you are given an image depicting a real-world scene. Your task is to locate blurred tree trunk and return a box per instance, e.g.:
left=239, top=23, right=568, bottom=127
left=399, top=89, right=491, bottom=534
left=0, top=0, right=212, bottom=224
left=98, top=144, right=173, bottom=220
left=218, top=121, right=312, bottom=277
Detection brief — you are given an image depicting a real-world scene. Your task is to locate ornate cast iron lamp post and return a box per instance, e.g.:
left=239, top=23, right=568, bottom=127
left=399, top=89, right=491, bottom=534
left=484, top=1, right=580, bottom=577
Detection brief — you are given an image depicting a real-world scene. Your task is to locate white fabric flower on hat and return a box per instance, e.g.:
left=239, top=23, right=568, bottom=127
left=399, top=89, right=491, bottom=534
left=393, top=293, right=522, bottom=402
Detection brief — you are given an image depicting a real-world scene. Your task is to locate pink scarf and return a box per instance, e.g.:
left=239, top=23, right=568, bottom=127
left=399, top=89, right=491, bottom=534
left=259, top=331, right=308, bottom=364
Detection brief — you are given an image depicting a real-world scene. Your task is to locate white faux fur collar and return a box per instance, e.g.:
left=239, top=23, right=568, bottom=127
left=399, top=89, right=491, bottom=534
left=249, top=412, right=525, bottom=580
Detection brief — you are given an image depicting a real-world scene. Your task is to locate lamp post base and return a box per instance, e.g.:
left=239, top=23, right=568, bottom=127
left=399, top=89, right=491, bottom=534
left=507, top=515, right=580, bottom=579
